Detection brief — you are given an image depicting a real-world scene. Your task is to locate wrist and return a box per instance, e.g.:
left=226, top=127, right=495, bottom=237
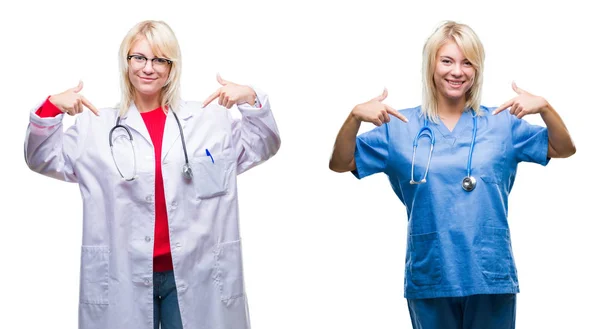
left=350, top=106, right=362, bottom=122
left=539, top=97, right=551, bottom=115
left=246, top=87, right=257, bottom=106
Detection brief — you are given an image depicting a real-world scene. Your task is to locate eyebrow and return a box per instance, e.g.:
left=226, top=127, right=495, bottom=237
left=440, top=55, right=470, bottom=62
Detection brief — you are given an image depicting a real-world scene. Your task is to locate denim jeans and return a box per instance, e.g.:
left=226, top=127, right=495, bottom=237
left=153, top=270, right=183, bottom=329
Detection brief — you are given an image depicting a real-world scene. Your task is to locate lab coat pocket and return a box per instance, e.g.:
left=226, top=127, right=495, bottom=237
left=80, top=246, right=110, bottom=305
left=475, top=227, right=515, bottom=281
left=213, top=240, right=244, bottom=304
left=190, top=155, right=231, bottom=199
left=409, top=232, right=442, bottom=286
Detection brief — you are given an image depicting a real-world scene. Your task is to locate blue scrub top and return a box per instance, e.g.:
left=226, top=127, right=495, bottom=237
left=353, top=106, right=549, bottom=299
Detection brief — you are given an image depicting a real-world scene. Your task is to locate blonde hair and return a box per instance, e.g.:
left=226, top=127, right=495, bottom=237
left=118, top=20, right=182, bottom=116
left=421, top=21, right=485, bottom=122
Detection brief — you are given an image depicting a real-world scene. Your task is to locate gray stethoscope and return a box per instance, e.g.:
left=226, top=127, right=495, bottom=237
left=410, top=111, right=478, bottom=192
left=108, top=110, right=193, bottom=181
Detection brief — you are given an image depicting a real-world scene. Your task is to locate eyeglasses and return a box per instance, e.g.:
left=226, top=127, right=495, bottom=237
left=127, top=54, right=172, bottom=71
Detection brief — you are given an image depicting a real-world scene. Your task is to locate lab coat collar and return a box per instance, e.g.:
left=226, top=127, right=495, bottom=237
left=119, top=101, right=193, bottom=160
left=120, top=103, right=152, bottom=147
left=162, top=102, right=193, bottom=163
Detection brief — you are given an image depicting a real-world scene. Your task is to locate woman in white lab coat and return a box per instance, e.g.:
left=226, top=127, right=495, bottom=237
left=24, top=20, right=280, bottom=329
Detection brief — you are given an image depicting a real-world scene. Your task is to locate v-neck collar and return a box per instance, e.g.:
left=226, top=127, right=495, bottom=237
left=428, top=109, right=475, bottom=146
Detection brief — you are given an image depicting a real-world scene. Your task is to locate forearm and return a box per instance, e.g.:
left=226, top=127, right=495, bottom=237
left=541, top=102, right=576, bottom=158
left=329, top=112, right=361, bottom=172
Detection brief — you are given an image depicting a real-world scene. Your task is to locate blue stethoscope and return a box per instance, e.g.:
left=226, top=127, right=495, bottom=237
left=410, top=111, right=478, bottom=192
left=108, top=110, right=193, bottom=181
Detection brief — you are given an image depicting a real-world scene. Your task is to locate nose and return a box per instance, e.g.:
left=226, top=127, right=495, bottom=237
left=451, top=63, right=462, bottom=77
left=142, top=60, right=155, bottom=74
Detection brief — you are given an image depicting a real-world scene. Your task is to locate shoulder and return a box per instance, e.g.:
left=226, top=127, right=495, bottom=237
left=477, top=104, right=512, bottom=125
left=76, top=106, right=118, bottom=128
left=181, top=100, right=227, bottom=116
left=389, top=105, right=422, bottom=129
left=397, top=105, right=422, bottom=119
left=178, top=100, right=233, bottom=128
left=477, top=105, right=499, bottom=117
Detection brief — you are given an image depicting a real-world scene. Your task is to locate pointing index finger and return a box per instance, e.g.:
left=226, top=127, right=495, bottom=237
left=492, top=98, right=515, bottom=115
left=81, top=96, right=99, bottom=116
left=202, top=90, right=220, bottom=108
left=385, top=105, right=408, bottom=123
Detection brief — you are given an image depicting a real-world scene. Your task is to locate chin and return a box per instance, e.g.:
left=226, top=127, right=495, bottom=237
left=136, top=86, right=161, bottom=95
left=444, top=91, right=466, bottom=100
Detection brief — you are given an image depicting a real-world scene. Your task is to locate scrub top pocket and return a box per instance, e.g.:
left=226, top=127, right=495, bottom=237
left=475, top=226, right=516, bottom=281
left=190, top=154, right=232, bottom=199
left=474, top=143, right=507, bottom=186
left=409, top=232, right=442, bottom=286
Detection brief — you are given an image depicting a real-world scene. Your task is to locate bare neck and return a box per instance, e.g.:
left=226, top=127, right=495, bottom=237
left=437, top=96, right=467, bottom=120
left=135, top=93, right=162, bottom=113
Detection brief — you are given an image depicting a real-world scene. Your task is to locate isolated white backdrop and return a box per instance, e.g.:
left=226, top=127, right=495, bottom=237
left=1, top=0, right=597, bottom=328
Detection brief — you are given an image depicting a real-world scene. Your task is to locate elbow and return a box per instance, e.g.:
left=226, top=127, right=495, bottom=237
left=264, top=132, right=281, bottom=159
left=329, top=159, right=353, bottom=173
left=564, top=144, right=577, bottom=158
left=329, top=161, right=342, bottom=173
left=552, top=144, right=577, bottom=158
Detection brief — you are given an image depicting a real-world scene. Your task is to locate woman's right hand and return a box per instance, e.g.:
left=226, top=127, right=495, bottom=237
left=49, top=81, right=99, bottom=116
left=351, top=88, right=407, bottom=126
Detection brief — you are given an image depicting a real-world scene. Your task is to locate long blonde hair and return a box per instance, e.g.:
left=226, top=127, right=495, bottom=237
left=118, top=20, right=182, bottom=116
left=421, top=21, right=485, bottom=122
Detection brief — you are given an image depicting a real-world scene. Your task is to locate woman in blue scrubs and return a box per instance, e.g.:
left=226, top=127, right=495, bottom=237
left=329, top=21, right=576, bottom=329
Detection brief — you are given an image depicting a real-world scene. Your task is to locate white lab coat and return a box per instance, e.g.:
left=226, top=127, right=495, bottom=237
left=24, top=90, right=280, bottom=329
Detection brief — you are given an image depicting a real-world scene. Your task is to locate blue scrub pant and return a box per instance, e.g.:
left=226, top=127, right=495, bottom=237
left=153, top=270, right=183, bottom=329
left=407, top=294, right=516, bottom=329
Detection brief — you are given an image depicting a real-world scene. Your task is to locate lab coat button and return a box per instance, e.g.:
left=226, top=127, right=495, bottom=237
left=171, top=201, right=178, bottom=208
left=175, top=242, right=181, bottom=248
left=146, top=195, right=153, bottom=203
left=144, top=278, right=151, bottom=286
left=145, top=236, right=151, bottom=242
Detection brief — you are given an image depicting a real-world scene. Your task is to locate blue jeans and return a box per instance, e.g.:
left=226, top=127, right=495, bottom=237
left=407, top=294, right=516, bottom=329
left=153, top=271, right=183, bottom=329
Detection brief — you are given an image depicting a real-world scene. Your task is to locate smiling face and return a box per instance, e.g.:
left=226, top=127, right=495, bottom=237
left=433, top=41, right=475, bottom=103
left=127, top=37, right=171, bottom=100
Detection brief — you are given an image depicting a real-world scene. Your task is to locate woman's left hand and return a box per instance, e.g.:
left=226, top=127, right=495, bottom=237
left=202, top=74, right=257, bottom=109
left=492, top=81, right=549, bottom=118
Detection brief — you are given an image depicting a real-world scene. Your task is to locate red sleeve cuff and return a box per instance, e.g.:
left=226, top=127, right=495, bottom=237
left=36, top=96, right=63, bottom=118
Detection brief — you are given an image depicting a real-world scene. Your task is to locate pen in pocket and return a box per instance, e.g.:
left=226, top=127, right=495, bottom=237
left=206, top=149, right=214, bottom=163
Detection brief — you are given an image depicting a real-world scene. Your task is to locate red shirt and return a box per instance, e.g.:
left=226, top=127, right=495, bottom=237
left=37, top=98, right=173, bottom=272
left=139, top=107, right=173, bottom=272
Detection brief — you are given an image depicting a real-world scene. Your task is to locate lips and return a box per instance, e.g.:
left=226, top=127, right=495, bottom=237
left=139, top=77, right=156, bottom=82
left=446, top=79, right=464, bottom=88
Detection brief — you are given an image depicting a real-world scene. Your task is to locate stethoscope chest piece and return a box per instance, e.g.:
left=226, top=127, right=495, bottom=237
left=182, top=163, right=193, bottom=179
left=462, top=176, right=477, bottom=192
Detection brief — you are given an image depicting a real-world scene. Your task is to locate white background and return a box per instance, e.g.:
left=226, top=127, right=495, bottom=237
left=1, top=0, right=598, bottom=328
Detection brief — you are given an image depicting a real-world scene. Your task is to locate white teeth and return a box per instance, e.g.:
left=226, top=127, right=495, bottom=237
left=448, top=81, right=462, bottom=86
